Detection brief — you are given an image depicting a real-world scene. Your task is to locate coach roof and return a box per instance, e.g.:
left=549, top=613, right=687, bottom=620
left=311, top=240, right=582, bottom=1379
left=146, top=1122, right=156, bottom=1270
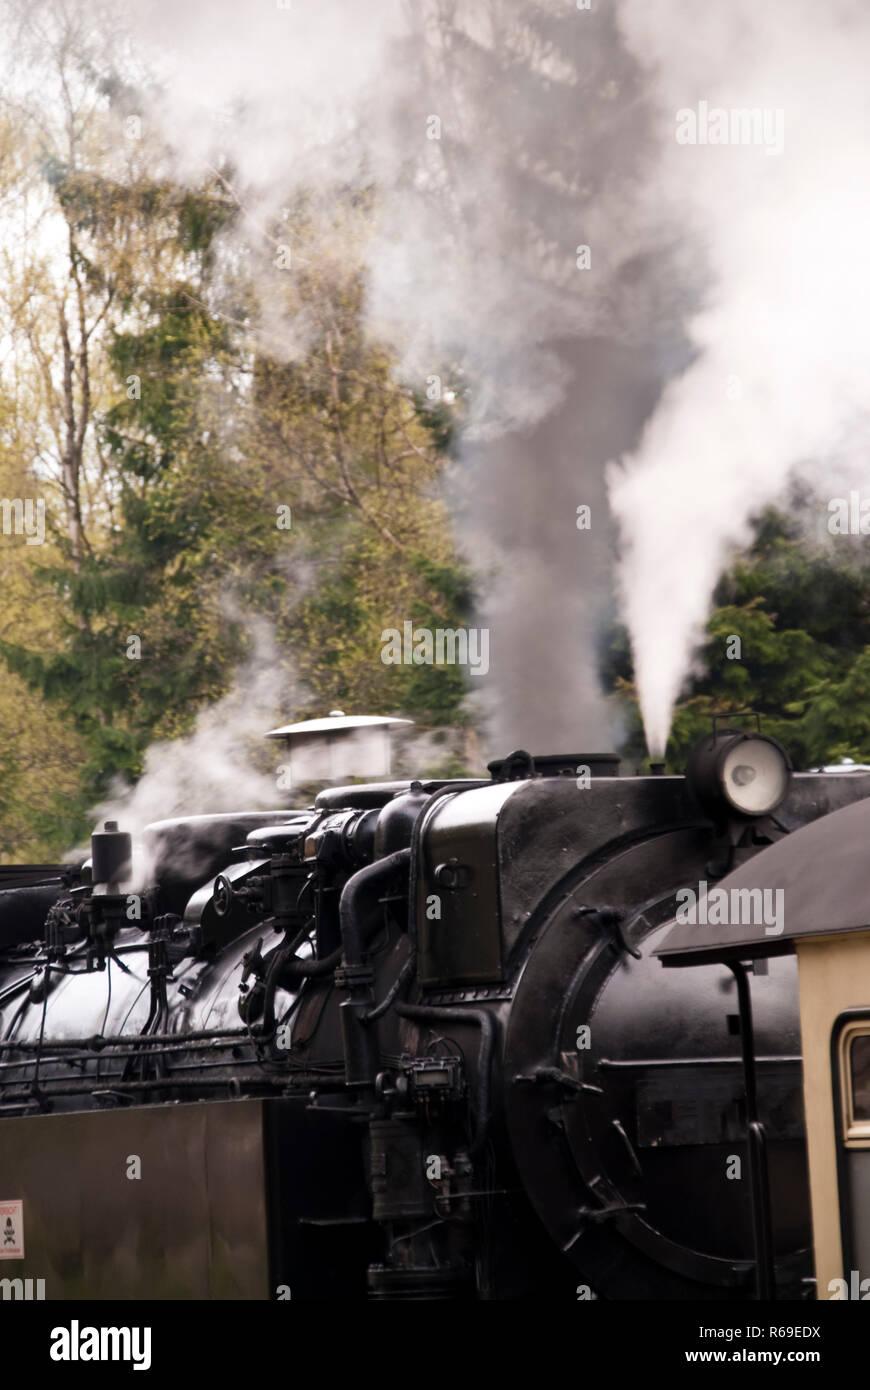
left=656, top=795, right=870, bottom=967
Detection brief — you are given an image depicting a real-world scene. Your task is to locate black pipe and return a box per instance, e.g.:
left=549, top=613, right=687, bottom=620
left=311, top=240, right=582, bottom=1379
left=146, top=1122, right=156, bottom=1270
left=0, top=973, right=38, bottom=1008
left=281, top=946, right=342, bottom=980
left=363, top=953, right=415, bottom=1023
left=364, top=786, right=459, bottom=1022
left=260, top=928, right=306, bottom=1033
left=729, top=961, right=775, bottom=1300
left=336, top=848, right=410, bottom=1087
left=0, top=1073, right=303, bottom=1105
left=277, top=880, right=402, bottom=984
left=395, top=1002, right=497, bottom=1156
left=3, top=1024, right=257, bottom=1051
left=0, top=1035, right=248, bottom=1070
left=339, top=849, right=411, bottom=968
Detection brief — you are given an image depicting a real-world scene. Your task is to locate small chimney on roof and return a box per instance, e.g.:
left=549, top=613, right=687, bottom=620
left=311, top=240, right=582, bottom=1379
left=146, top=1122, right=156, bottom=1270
left=264, top=711, right=413, bottom=788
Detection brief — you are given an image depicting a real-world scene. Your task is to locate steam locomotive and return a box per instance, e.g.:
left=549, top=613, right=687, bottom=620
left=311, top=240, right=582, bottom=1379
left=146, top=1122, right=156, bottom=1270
left=1, top=727, right=867, bottom=1300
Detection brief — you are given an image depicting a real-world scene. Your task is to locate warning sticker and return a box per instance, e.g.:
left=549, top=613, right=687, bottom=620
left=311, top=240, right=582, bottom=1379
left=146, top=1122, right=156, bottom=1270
left=0, top=1200, right=23, bottom=1259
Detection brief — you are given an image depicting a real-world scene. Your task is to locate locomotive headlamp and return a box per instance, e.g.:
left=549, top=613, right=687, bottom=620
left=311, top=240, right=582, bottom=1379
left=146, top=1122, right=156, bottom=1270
left=686, top=730, right=791, bottom=819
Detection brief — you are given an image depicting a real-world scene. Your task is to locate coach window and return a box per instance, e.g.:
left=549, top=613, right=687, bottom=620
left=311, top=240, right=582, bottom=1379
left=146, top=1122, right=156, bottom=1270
left=833, top=1016, right=870, bottom=1280
left=839, top=1023, right=870, bottom=1142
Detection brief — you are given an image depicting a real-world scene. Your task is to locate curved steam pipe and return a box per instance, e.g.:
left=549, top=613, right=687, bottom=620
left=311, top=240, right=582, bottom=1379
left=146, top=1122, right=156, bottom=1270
left=338, top=848, right=411, bottom=967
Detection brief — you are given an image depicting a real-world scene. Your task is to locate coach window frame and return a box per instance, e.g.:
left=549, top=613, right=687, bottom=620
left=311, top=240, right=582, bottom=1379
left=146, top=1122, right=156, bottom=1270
left=830, top=1009, right=870, bottom=1278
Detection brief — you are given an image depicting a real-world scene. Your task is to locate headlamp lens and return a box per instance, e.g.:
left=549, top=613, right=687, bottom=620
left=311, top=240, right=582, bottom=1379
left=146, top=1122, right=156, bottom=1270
left=721, top=737, right=789, bottom=815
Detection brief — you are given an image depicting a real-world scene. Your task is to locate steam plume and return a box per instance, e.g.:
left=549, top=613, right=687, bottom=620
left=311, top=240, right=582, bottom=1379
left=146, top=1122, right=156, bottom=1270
left=609, top=0, right=870, bottom=754
left=15, top=0, right=865, bottom=765
left=118, top=1, right=684, bottom=752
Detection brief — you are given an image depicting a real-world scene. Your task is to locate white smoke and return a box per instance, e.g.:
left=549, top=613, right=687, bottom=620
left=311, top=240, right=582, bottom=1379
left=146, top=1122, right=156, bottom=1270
left=119, top=2, right=666, bottom=432
left=112, top=0, right=676, bottom=754
left=14, top=0, right=863, bottom=768
left=90, top=618, right=290, bottom=856
left=608, top=0, right=870, bottom=755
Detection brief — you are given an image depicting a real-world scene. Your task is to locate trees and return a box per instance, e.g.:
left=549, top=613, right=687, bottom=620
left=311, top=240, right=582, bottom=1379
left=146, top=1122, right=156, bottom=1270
left=0, top=21, right=472, bottom=857
left=249, top=223, right=474, bottom=723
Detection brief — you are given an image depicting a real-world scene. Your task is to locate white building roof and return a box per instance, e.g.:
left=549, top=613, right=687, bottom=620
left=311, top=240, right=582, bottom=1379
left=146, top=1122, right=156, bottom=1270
left=264, top=712, right=413, bottom=739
